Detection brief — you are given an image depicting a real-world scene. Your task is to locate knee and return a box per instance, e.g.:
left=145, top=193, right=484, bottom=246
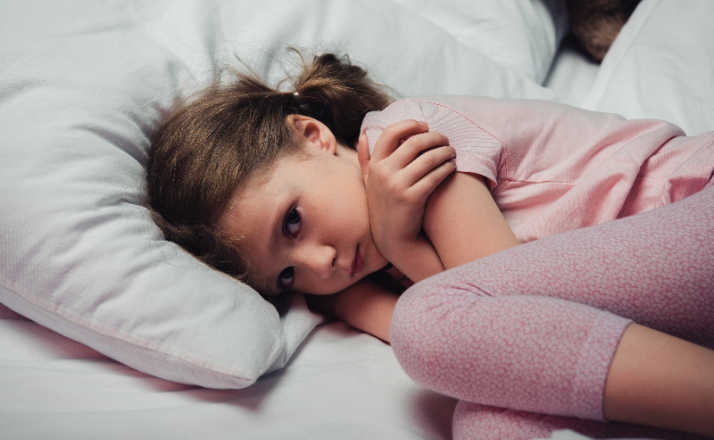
left=452, top=403, right=576, bottom=440
left=452, top=401, right=666, bottom=440
left=453, top=401, right=520, bottom=440
left=389, top=274, right=452, bottom=384
left=452, top=401, right=554, bottom=440
left=390, top=275, right=434, bottom=339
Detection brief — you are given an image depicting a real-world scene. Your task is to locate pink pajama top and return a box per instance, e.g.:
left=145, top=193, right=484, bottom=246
left=361, top=96, right=714, bottom=243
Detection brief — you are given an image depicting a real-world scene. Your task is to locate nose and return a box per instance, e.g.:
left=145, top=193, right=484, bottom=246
left=292, top=242, right=336, bottom=280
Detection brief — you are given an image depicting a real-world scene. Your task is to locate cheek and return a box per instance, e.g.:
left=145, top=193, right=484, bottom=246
left=349, top=191, right=371, bottom=234
left=324, top=177, right=369, bottom=229
left=347, top=176, right=370, bottom=225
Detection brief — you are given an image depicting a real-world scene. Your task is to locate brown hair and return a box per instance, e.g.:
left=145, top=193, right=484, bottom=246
left=146, top=52, right=391, bottom=281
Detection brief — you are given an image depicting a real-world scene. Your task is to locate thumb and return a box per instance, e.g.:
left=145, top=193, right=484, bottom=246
left=356, top=129, right=370, bottom=179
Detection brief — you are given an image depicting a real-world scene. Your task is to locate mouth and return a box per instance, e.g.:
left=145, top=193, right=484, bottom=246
left=350, top=244, right=363, bottom=278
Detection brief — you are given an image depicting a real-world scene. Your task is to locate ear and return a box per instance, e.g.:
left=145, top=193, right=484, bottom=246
left=286, top=114, right=336, bottom=154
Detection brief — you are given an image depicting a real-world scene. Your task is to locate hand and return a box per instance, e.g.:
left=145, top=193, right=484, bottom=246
left=356, top=120, right=456, bottom=266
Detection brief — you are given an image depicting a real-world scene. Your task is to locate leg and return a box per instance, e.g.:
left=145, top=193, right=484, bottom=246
left=391, top=184, right=714, bottom=425
left=452, top=401, right=700, bottom=440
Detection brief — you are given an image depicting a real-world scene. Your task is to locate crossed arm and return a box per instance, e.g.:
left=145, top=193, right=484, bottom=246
left=329, top=120, right=518, bottom=340
left=327, top=170, right=515, bottom=341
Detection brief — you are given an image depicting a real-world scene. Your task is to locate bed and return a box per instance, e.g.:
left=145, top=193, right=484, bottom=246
left=1, top=1, right=712, bottom=439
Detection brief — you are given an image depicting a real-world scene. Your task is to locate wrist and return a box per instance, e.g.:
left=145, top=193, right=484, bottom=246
left=389, top=238, right=444, bottom=283
left=330, top=280, right=398, bottom=342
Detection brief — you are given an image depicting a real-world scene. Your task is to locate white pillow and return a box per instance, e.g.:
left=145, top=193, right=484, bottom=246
left=581, top=0, right=714, bottom=136
left=389, top=0, right=568, bottom=84
left=0, top=0, right=557, bottom=388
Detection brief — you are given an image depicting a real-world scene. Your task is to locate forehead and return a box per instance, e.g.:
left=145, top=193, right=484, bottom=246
left=220, top=150, right=300, bottom=227
left=217, top=153, right=306, bottom=292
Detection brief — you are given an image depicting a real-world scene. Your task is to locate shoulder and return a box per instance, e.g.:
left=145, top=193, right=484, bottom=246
left=361, top=96, right=504, bottom=142
left=361, top=98, right=426, bottom=128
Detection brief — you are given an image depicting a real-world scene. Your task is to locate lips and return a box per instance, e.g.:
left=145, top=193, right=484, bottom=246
left=350, top=244, right=363, bottom=278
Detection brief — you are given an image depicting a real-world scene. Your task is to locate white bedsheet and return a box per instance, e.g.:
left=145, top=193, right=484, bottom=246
left=2, top=1, right=713, bottom=439
left=1, top=314, right=456, bottom=439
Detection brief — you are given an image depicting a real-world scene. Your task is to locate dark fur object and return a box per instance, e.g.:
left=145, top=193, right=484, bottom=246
left=567, top=0, right=641, bottom=62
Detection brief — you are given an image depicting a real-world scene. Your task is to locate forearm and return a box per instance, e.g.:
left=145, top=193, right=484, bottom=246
left=604, top=323, right=714, bottom=437
left=424, top=173, right=519, bottom=269
left=330, top=279, right=398, bottom=342
left=389, top=237, right=445, bottom=283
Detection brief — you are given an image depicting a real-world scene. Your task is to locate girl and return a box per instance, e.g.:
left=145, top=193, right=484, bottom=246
left=147, top=52, right=714, bottom=439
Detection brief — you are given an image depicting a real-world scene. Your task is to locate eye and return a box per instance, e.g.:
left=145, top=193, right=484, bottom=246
left=278, top=267, right=295, bottom=290
left=283, top=206, right=301, bottom=238
left=277, top=206, right=300, bottom=291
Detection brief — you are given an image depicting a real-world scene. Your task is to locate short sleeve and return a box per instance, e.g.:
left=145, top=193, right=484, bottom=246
left=361, top=98, right=504, bottom=186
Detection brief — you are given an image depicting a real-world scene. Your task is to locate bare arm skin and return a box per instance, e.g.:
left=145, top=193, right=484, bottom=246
left=356, top=120, right=453, bottom=283
left=422, top=172, right=519, bottom=269
left=332, top=279, right=398, bottom=343
left=308, top=278, right=398, bottom=343
left=336, top=170, right=520, bottom=343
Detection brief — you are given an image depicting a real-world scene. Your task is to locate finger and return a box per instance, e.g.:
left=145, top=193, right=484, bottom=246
left=401, top=145, right=456, bottom=186
left=371, top=119, right=428, bottom=161
left=408, top=158, right=457, bottom=201
left=356, top=129, right=370, bottom=179
left=389, top=131, right=451, bottom=169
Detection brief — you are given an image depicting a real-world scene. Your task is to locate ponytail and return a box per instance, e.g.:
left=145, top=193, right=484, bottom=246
left=290, top=52, right=392, bottom=147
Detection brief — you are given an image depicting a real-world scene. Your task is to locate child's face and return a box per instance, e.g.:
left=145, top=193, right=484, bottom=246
left=218, top=118, right=388, bottom=296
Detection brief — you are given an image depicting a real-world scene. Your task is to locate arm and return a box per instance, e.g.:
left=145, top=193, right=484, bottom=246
left=314, top=120, right=460, bottom=343
left=387, top=238, right=444, bottom=283
left=307, top=278, right=398, bottom=342
left=387, top=171, right=518, bottom=281
left=423, top=172, right=518, bottom=268
left=333, top=278, right=398, bottom=343
left=356, top=120, right=454, bottom=282
left=359, top=101, right=519, bottom=274
left=330, top=170, right=518, bottom=343
left=349, top=116, right=520, bottom=340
